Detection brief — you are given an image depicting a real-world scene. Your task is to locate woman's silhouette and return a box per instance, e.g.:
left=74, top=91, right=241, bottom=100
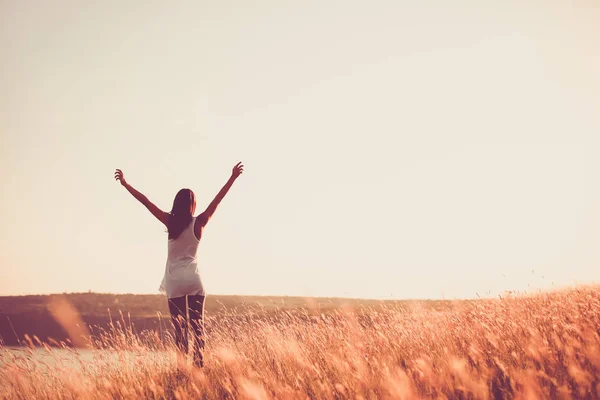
left=114, top=162, right=244, bottom=367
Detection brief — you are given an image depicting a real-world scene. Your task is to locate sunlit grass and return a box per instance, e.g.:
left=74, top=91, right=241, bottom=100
left=1, top=286, right=600, bottom=399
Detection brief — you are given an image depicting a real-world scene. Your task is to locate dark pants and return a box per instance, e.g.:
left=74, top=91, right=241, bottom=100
left=168, top=294, right=206, bottom=366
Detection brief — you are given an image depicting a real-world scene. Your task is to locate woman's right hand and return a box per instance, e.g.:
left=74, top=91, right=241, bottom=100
left=114, top=169, right=127, bottom=186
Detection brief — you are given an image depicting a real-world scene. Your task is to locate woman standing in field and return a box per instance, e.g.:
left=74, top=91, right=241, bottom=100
left=114, top=162, right=244, bottom=367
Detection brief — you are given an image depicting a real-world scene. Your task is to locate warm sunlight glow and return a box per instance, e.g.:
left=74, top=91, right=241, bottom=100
left=1, top=0, right=599, bottom=299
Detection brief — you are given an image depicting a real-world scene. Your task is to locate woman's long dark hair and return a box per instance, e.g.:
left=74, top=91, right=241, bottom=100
left=168, top=188, right=196, bottom=240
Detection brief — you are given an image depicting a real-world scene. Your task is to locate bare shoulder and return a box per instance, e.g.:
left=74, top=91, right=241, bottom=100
left=196, top=212, right=209, bottom=226
left=194, top=212, right=209, bottom=235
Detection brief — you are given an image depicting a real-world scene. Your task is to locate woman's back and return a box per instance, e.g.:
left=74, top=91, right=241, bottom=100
left=167, top=217, right=200, bottom=266
left=161, top=217, right=204, bottom=297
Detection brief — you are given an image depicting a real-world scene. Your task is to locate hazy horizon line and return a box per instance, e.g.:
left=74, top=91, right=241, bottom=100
left=2, top=283, right=597, bottom=302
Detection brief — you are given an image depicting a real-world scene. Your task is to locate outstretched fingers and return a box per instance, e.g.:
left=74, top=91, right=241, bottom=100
left=114, top=169, right=125, bottom=183
left=232, top=162, right=244, bottom=177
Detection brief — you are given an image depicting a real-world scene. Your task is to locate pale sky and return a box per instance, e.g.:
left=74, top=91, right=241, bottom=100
left=1, top=0, right=599, bottom=299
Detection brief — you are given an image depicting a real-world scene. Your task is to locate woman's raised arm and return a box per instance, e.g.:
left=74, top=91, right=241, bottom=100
left=198, top=162, right=244, bottom=226
left=114, top=169, right=169, bottom=227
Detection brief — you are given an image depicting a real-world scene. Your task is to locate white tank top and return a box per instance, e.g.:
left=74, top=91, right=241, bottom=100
left=159, top=217, right=205, bottom=298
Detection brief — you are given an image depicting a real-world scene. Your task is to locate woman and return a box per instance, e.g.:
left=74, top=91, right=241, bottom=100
left=114, top=162, right=244, bottom=367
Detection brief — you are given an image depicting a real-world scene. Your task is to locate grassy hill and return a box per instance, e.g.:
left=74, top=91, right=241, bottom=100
left=0, top=292, right=462, bottom=317
left=3, top=287, right=600, bottom=398
left=0, top=292, right=465, bottom=347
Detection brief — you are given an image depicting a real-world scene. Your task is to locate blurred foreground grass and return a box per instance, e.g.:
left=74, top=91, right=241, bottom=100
left=1, top=286, right=600, bottom=399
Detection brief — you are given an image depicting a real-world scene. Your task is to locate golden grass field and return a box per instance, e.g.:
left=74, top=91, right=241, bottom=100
left=1, top=286, right=600, bottom=399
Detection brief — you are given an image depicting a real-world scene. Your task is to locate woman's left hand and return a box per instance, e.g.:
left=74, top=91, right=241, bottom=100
left=231, top=162, right=244, bottom=179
